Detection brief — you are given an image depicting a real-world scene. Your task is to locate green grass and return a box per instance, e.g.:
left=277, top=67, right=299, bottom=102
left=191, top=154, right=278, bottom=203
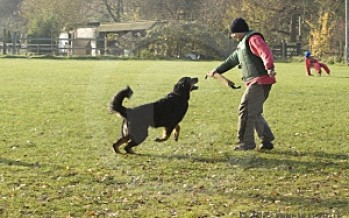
left=0, top=59, right=348, bottom=217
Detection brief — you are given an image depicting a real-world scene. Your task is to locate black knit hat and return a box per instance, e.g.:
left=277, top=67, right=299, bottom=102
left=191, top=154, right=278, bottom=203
left=230, top=18, right=249, bottom=33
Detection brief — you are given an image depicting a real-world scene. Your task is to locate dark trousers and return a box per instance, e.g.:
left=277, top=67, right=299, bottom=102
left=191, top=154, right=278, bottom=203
left=237, top=84, right=274, bottom=148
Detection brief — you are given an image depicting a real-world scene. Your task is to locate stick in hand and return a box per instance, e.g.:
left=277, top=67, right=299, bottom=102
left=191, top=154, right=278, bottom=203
left=205, top=73, right=241, bottom=90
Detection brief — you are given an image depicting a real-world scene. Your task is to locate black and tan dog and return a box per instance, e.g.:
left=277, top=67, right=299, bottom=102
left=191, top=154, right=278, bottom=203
left=109, top=77, right=199, bottom=154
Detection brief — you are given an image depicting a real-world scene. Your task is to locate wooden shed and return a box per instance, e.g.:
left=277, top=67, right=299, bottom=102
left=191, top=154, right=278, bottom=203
left=97, top=21, right=157, bottom=34
left=96, top=21, right=157, bottom=56
left=64, top=21, right=157, bottom=56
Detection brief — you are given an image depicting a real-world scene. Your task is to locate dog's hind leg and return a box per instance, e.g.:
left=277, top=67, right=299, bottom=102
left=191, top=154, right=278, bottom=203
left=113, top=135, right=130, bottom=154
left=124, top=126, right=148, bottom=154
left=124, top=140, right=140, bottom=154
left=173, top=125, right=180, bottom=141
left=155, top=127, right=174, bottom=142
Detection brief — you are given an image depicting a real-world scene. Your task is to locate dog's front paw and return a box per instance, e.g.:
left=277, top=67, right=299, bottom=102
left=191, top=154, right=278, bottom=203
left=173, top=133, right=179, bottom=142
left=125, top=147, right=136, bottom=154
left=113, top=146, right=122, bottom=154
left=155, top=138, right=165, bottom=142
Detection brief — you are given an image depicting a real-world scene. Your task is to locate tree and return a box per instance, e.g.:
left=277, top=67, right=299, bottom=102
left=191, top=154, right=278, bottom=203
left=102, top=0, right=124, bottom=22
left=132, top=0, right=209, bottom=21
left=303, top=0, right=344, bottom=57
left=0, top=0, right=22, bottom=18
left=0, top=0, right=23, bottom=31
left=2, top=0, right=345, bottom=58
left=135, top=21, right=233, bottom=59
left=21, top=0, right=93, bottom=37
left=221, top=0, right=345, bottom=58
left=306, top=12, right=334, bottom=57
left=223, top=0, right=300, bottom=44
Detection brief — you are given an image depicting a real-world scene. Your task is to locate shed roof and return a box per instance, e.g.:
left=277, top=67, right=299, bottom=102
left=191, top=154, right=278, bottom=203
left=97, top=21, right=157, bottom=33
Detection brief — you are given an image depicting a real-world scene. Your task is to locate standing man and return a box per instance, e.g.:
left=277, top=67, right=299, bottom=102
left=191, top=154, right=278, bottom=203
left=206, top=18, right=276, bottom=150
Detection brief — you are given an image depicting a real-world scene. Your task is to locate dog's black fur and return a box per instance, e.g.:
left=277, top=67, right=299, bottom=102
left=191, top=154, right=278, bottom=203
left=109, top=77, right=198, bottom=154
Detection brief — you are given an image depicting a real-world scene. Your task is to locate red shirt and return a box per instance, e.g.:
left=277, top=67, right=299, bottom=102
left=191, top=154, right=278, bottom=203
left=305, top=56, right=319, bottom=75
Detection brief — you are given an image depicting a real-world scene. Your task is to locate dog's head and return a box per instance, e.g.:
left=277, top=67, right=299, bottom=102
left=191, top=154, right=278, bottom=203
left=173, top=77, right=199, bottom=99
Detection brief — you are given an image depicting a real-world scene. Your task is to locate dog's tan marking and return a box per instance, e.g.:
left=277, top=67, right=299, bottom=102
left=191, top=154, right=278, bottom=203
left=173, top=125, right=180, bottom=141
left=155, top=128, right=172, bottom=142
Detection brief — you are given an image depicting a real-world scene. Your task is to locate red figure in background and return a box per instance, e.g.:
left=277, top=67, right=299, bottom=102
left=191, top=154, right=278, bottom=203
left=304, top=50, right=330, bottom=76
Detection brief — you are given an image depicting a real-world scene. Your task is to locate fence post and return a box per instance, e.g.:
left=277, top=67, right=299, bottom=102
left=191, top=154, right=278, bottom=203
left=296, top=42, right=302, bottom=56
left=345, top=0, right=349, bottom=63
left=281, top=40, right=287, bottom=59
left=12, top=32, right=17, bottom=55
left=94, top=34, right=98, bottom=56
left=104, top=34, right=107, bottom=55
left=51, top=34, right=53, bottom=55
left=3, top=29, right=7, bottom=55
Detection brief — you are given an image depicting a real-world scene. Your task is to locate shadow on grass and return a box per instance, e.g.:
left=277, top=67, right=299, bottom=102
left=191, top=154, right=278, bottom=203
left=331, top=75, right=349, bottom=79
left=228, top=155, right=348, bottom=173
left=141, top=153, right=230, bottom=163
left=268, top=149, right=349, bottom=160
left=235, top=191, right=348, bottom=214
left=142, top=152, right=349, bottom=213
left=0, top=157, right=40, bottom=168
left=142, top=149, right=349, bottom=174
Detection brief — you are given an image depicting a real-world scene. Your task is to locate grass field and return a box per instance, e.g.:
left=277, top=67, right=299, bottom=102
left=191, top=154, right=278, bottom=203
left=0, top=58, right=348, bottom=217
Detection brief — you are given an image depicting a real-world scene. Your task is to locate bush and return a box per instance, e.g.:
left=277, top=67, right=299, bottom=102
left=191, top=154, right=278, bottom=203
left=325, top=56, right=342, bottom=64
left=289, top=56, right=304, bottom=63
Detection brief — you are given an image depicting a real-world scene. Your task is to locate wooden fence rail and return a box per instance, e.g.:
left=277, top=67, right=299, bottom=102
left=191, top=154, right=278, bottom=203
left=1, top=37, right=303, bottom=59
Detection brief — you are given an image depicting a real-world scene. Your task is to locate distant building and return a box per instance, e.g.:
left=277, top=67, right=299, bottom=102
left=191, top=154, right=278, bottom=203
left=59, top=21, right=157, bottom=56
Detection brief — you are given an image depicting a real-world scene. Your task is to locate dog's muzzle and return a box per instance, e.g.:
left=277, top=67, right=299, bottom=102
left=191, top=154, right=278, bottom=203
left=191, top=77, right=199, bottom=91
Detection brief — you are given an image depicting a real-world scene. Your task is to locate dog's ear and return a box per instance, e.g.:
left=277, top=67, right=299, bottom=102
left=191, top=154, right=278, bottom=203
left=173, top=78, right=185, bottom=91
left=173, top=78, right=191, bottom=99
left=173, top=82, right=183, bottom=93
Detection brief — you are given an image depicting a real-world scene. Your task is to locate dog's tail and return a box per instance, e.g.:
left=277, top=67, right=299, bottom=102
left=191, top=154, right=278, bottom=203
left=108, top=86, right=133, bottom=118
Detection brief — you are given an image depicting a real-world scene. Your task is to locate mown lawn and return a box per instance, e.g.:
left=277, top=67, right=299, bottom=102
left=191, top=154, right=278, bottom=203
left=0, top=58, right=348, bottom=217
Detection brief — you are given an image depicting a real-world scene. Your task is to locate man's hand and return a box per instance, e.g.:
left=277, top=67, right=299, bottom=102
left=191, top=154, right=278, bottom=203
left=205, top=71, right=241, bottom=90
left=268, top=70, right=277, bottom=77
left=205, top=69, right=217, bottom=79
